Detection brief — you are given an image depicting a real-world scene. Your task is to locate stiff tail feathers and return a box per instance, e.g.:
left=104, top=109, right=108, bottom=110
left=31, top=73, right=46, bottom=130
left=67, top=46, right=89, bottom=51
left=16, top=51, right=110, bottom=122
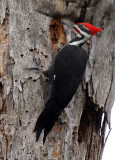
left=34, top=101, right=61, bottom=144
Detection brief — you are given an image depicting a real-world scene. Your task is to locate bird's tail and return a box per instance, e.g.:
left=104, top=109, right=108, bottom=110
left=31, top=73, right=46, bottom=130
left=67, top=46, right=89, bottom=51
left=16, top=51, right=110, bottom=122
left=34, top=100, right=62, bottom=144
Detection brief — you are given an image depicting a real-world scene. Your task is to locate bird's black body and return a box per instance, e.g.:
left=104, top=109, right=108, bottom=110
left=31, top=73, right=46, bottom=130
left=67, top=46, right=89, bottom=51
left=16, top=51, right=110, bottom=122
left=54, top=45, right=88, bottom=107
left=34, top=45, right=88, bottom=144
left=33, top=21, right=102, bottom=144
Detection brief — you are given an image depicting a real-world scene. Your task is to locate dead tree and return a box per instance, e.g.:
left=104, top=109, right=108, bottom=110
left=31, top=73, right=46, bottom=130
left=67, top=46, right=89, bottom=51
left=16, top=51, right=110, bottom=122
left=0, top=0, right=115, bottom=159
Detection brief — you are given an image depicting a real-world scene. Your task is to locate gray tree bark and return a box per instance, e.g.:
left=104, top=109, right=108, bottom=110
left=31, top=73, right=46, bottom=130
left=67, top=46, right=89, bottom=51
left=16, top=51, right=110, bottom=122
left=0, top=0, right=115, bottom=159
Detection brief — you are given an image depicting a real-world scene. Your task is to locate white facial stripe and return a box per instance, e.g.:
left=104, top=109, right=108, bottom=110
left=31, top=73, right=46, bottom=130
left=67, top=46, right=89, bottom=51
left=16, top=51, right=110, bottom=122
left=69, top=38, right=86, bottom=46
left=69, top=24, right=91, bottom=46
left=78, top=29, right=91, bottom=38
left=74, top=25, right=91, bottom=38
left=72, top=27, right=82, bottom=38
left=76, top=32, right=82, bottom=38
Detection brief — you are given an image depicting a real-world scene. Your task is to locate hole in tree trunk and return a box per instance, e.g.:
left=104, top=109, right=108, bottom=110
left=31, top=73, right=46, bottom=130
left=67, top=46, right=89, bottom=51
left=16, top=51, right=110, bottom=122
left=78, top=99, right=103, bottom=144
left=49, top=17, right=66, bottom=56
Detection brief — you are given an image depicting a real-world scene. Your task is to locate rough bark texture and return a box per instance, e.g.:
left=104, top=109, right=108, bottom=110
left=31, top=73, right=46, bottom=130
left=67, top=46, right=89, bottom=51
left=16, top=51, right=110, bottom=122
left=0, top=0, right=115, bottom=159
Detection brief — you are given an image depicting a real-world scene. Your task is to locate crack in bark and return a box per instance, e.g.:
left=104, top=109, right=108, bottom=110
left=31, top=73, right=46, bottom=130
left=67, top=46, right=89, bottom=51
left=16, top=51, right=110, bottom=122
left=104, top=63, right=114, bottom=111
left=87, top=124, right=94, bottom=160
left=76, top=0, right=92, bottom=23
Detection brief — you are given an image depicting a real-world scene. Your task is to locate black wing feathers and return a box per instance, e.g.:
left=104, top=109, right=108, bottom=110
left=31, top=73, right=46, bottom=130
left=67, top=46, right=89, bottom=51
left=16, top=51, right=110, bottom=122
left=54, top=45, right=88, bottom=107
left=34, top=45, right=88, bottom=143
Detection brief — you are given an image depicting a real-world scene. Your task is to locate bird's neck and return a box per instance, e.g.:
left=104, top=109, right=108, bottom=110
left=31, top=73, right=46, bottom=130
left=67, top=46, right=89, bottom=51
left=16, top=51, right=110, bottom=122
left=69, top=35, right=89, bottom=46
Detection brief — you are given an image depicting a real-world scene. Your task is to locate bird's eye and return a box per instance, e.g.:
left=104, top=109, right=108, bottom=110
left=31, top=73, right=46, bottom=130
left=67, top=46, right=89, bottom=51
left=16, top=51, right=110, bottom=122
left=78, top=24, right=83, bottom=27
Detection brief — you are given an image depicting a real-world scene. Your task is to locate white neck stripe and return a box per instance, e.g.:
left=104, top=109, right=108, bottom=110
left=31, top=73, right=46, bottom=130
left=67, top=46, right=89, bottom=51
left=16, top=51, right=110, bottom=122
left=69, top=37, right=87, bottom=46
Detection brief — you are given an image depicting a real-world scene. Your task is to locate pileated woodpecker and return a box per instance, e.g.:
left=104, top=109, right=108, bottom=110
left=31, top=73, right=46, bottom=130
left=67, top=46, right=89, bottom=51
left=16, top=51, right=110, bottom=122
left=34, top=22, right=102, bottom=144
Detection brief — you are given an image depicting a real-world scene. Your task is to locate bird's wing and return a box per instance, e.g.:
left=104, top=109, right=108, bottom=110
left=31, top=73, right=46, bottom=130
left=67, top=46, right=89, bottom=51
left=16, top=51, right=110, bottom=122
left=34, top=45, right=88, bottom=144
left=54, top=45, right=88, bottom=108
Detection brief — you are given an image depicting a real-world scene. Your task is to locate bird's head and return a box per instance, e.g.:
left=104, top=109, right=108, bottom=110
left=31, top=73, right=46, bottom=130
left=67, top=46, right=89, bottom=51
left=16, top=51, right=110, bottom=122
left=61, top=22, right=102, bottom=39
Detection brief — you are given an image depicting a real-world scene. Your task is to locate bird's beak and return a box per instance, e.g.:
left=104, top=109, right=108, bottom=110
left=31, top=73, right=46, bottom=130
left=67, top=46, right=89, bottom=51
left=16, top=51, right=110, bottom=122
left=61, top=22, right=74, bottom=29
left=61, top=22, right=81, bottom=35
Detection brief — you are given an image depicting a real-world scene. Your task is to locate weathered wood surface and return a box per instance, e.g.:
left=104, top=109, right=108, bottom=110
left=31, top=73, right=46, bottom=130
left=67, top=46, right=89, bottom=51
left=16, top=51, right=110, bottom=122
left=0, top=0, right=115, bottom=159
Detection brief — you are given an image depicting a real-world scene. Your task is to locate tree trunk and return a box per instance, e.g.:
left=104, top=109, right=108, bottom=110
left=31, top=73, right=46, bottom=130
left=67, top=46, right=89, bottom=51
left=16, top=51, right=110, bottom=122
left=0, top=0, right=115, bottom=159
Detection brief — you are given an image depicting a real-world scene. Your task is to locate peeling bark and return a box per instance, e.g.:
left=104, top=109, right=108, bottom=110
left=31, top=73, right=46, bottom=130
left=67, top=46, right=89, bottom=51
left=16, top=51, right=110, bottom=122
left=49, top=17, right=66, bottom=56
left=0, top=0, right=115, bottom=160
